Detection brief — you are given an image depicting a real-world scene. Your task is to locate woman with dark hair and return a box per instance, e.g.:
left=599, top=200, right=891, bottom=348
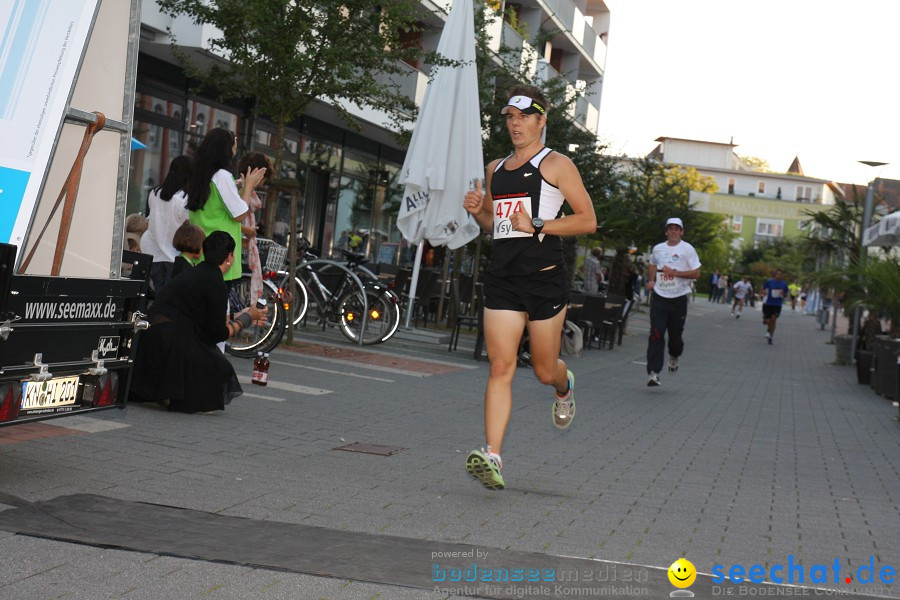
left=236, top=152, right=273, bottom=302
left=142, top=155, right=192, bottom=292
left=130, top=231, right=268, bottom=413
left=186, top=128, right=266, bottom=285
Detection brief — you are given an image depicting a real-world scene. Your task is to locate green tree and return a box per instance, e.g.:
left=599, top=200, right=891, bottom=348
left=800, top=188, right=897, bottom=333
left=597, top=158, right=722, bottom=296
left=156, top=0, right=428, bottom=235
left=735, top=237, right=813, bottom=283
left=801, top=192, right=866, bottom=270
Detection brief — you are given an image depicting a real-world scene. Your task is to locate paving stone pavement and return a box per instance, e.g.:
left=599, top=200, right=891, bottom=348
left=0, top=298, right=897, bottom=599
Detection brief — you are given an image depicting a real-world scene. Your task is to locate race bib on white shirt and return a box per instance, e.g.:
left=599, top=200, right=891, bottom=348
left=493, top=196, right=532, bottom=239
left=655, top=273, right=681, bottom=294
left=650, top=240, right=701, bottom=298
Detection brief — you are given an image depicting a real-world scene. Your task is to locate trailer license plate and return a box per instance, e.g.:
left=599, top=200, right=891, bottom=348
left=21, top=376, right=80, bottom=411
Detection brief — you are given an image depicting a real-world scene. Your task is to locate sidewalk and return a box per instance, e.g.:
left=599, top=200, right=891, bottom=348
left=0, top=299, right=897, bottom=599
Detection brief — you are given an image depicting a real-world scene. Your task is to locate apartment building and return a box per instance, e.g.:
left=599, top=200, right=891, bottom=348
left=132, top=0, right=609, bottom=262
left=649, top=137, right=837, bottom=247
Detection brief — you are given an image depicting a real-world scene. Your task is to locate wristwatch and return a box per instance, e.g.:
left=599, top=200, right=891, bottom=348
left=531, top=217, right=544, bottom=235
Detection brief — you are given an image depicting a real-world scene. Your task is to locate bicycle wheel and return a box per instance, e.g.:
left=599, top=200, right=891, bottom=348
left=277, top=271, right=310, bottom=328
left=338, top=284, right=400, bottom=345
left=291, top=260, right=363, bottom=328
left=225, top=274, right=286, bottom=358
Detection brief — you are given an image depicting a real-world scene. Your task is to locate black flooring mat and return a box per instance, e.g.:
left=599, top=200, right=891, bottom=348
left=0, top=494, right=884, bottom=600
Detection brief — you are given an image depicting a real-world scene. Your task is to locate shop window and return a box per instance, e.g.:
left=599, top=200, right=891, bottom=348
left=128, top=119, right=183, bottom=214
left=185, top=99, right=238, bottom=140
left=300, top=137, right=341, bottom=171
left=135, top=91, right=183, bottom=120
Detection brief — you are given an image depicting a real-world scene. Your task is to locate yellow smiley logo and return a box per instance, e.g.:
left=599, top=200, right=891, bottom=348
left=668, top=558, right=697, bottom=588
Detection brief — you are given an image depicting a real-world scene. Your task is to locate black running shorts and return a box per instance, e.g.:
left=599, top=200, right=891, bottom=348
left=484, top=266, right=568, bottom=321
left=762, top=304, right=782, bottom=319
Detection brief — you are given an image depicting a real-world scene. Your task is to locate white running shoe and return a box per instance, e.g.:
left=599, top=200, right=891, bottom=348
left=668, top=356, right=679, bottom=373
left=551, top=370, right=576, bottom=430
left=465, top=447, right=505, bottom=490
left=647, top=372, right=661, bottom=387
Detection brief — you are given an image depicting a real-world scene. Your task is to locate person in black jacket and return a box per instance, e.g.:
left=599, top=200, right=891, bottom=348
left=130, top=231, right=266, bottom=413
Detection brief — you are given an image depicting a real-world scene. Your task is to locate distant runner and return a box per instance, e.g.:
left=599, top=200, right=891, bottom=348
left=731, top=276, right=753, bottom=319
left=761, top=270, right=790, bottom=345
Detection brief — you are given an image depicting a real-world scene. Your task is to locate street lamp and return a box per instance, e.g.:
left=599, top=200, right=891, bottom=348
left=849, top=161, right=888, bottom=363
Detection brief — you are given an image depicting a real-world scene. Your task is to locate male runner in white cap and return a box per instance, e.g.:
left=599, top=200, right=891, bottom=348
left=645, top=217, right=701, bottom=386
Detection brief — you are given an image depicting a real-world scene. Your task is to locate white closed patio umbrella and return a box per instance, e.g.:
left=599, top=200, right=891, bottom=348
left=396, top=0, right=483, bottom=328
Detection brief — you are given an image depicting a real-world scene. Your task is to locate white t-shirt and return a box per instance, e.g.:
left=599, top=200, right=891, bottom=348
left=140, top=189, right=188, bottom=263
left=649, top=239, right=701, bottom=299
left=733, top=280, right=753, bottom=300
left=211, top=169, right=249, bottom=218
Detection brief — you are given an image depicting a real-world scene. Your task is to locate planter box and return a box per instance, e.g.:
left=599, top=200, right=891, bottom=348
left=873, top=336, right=900, bottom=400
left=834, top=334, right=853, bottom=365
left=857, top=350, right=874, bottom=385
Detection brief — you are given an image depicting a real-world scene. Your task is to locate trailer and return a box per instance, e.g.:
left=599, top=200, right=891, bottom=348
left=0, top=0, right=147, bottom=426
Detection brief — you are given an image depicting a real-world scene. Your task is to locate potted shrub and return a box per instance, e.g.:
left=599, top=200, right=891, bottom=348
left=816, top=256, right=900, bottom=366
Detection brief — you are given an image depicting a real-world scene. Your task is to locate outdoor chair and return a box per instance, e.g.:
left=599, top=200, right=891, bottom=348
left=448, top=279, right=482, bottom=353
left=410, top=268, right=442, bottom=327
left=394, top=267, right=412, bottom=297
left=597, top=294, right=627, bottom=350
left=615, top=299, right=634, bottom=346
left=576, top=293, right=606, bottom=350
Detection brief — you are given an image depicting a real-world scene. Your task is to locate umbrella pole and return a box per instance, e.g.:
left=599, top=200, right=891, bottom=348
left=403, top=241, right=425, bottom=329
left=437, top=249, right=451, bottom=326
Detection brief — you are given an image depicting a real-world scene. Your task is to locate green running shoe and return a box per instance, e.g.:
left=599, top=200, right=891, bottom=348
left=465, top=448, right=505, bottom=490
left=552, top=369, right=576, bottom=430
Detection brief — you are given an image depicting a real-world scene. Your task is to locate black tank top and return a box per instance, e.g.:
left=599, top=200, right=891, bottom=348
left=489, top=148, right=565, bottom=277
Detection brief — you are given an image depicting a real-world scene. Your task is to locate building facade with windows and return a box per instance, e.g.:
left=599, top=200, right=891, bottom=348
left=132, top=0, right=610, bottom=264
left=649, top=137, right=837, bottom=247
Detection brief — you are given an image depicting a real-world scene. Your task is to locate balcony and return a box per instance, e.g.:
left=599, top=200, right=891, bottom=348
left=373, top=61, right=428, bottom=119
left=512, top=0, right=608, bottom=77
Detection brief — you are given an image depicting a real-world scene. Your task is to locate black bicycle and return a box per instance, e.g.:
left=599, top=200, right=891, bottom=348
left=277, top=239, right=401, bottom=345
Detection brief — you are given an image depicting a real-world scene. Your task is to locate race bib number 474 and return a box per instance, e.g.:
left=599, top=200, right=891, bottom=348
left=493, top=197, right=532, bottom=239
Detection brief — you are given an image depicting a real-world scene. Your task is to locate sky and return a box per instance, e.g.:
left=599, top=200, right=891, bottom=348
left=596, top=0, right=900, bottom=185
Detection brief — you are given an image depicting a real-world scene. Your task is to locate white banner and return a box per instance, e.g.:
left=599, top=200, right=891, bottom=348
left=0, top=0, right=99, bottom=246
